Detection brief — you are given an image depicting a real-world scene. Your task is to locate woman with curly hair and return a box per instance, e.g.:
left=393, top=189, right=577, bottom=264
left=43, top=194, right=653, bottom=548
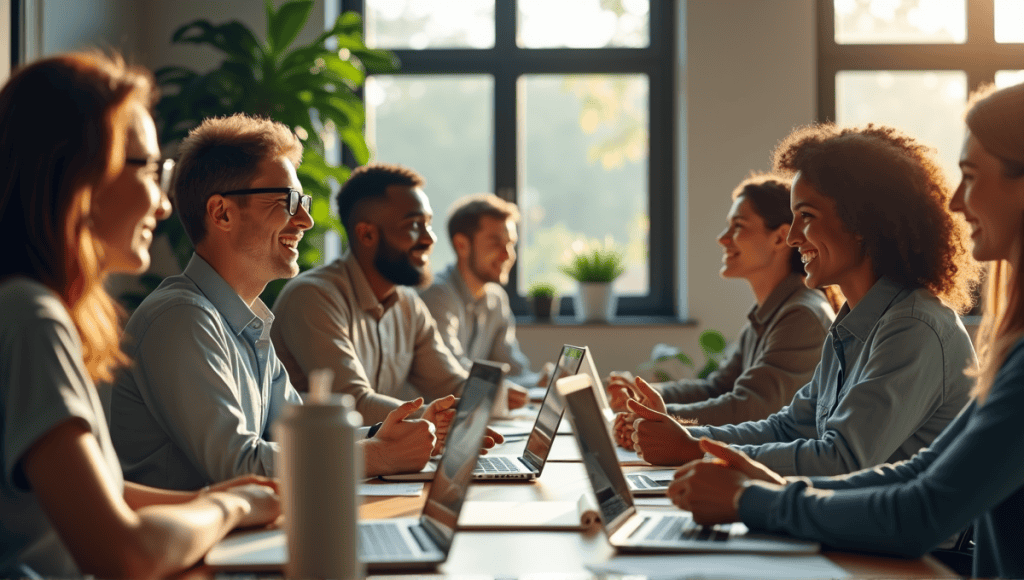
left=668, top=82, right=1024, bottom=579
left=0, top=53, right=280, bottom=578
left=607, top=174, right=837, bottom=436
left=628, top=123, right=980, bottom=477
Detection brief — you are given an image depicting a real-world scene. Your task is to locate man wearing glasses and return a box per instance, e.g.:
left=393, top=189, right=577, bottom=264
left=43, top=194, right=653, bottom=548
left=108, top=115, right=442, bottom=491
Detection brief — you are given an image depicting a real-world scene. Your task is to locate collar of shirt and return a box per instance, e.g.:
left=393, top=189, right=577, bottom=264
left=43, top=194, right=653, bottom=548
left=830, top=276, right=908, bottom=343
left=747, top=272, right=809, bottom=332
left=341, top=251, right=399, bottom=318
left=183, top=254, right=273, bottom=337
left=445, top=264, right=491, bottom=312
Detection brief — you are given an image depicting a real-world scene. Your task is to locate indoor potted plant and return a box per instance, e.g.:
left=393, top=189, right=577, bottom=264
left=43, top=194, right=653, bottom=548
left=560, top=243, right=625, bottom=322
left=527, top=282, right=558, bottom=321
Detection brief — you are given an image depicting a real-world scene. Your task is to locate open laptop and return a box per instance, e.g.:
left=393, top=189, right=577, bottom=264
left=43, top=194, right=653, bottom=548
left=205, top=360, right=508, bottom=572
left=577, top=347, right=673, bottom=495
left=556, top=373, right=819, bottom=554
left=385, top=344, right=588, bottom=482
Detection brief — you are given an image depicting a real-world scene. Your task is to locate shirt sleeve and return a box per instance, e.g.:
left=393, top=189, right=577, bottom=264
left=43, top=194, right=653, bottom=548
left=668, top=308, right=830, bottom=426
left=272, top=280, right=408, bottom=424
left=660, top=341, right=743, bottom=406
left=2, top=298, right=98, bottom=490
left=710, top=315, right=954, bottom=476
left=488, top=292, right=535, bottom=384
left=739, top=347, right=1024, bottom=558
left=128, top=303, right=279, bottom=481
left=264, top=348, right=302, bottom=441
left=405, top=297, right=467, bottom=403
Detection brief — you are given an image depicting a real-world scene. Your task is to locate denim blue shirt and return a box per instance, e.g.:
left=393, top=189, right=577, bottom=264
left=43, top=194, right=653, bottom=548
left=689, top=276, right=975, bottom=476
left=740, top=338, right=1024, bottom=579
left=109, top=254, right=301, bottom=490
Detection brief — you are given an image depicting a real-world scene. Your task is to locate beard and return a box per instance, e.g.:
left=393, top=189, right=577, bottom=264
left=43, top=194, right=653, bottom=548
left=375, top=235, right=431, bottom=287
left=468, top=245, right=509, bottom=285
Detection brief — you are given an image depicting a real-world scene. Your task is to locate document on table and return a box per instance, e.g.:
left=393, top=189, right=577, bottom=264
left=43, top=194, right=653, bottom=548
left=359, top=481, right=423, bottom=496
left=588, top=553, right=849, bottom=579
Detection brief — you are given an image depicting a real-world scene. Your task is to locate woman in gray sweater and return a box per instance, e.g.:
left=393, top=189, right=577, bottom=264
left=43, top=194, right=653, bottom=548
left=669, top=81, right=1024, bottom=579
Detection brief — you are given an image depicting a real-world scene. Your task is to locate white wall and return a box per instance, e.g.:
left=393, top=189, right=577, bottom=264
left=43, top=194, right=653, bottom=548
left=36, top=0, right=817, bottom=375
left=518, top=0, right=816, bottom=373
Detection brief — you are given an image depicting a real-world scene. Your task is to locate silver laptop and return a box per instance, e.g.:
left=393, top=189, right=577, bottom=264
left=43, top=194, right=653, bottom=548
left=205, top=360, right=508, bottom=572
left=556, top=373, right=819, bottom=554
left=578, top=347, right=673, bottom=496
left=384, top=344, right=588, bottom=481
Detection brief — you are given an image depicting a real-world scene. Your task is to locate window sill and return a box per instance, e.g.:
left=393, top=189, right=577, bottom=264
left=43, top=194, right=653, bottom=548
left=515, top=315, right=697, bottom=328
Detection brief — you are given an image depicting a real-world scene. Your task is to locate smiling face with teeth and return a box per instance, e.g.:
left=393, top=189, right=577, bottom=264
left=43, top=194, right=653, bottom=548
left=787, top=172, right=876, bottom=307
left=232, top=155, right=313, bottom=287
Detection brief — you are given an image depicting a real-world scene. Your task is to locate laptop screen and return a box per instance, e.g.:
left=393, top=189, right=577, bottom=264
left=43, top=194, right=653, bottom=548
left=421, top=361, right=506, bottom=548
left=522, top=345, right=587, bottom=469
left=561, top=376, right=637, bottom=533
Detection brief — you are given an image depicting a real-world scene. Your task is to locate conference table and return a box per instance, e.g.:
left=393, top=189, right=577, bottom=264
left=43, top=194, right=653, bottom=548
left=187, top=412, right=957, bottom=579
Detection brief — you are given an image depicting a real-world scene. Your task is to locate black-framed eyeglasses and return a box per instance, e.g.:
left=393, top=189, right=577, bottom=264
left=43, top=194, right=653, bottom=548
left=126, top=157, right=175, bottom=194
left=217, top=187, right=312, bottom=216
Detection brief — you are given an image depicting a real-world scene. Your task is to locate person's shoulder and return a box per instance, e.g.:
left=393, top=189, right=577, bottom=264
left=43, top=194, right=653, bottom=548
left=878, top=287, right=972, bottom=347
left=779, top=286, right=835, bottom=329
left=130, top=272, right=216, bottom=324
left=419, top=272, right=460, bottom=306
left=0, top=277, right=73, bottom=333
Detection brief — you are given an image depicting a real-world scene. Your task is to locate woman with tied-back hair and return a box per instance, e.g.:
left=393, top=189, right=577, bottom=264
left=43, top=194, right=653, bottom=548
left=0, top=52, right=280, bottom=579
left=608, top=174, right=836, bottom=442
left=627, top=123, right=980, bottom=478
left=669, top=81, right=1024, bottom=580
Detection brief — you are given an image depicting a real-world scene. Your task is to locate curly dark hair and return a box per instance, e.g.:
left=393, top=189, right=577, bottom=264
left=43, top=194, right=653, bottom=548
left=772, top=123, right=980, bottom=313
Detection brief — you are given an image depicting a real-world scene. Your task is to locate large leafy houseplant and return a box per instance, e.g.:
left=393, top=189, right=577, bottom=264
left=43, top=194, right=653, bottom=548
left=144, top=0, right=397, bottom=306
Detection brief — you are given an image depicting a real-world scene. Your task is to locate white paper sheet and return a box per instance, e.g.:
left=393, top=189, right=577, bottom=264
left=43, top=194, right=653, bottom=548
left=358, top=481, right=423, bottom=496
left=588, top=553, right=849, bottom=579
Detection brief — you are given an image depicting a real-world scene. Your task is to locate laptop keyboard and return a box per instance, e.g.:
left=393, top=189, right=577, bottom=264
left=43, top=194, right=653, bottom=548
left=359, top=522, right=414, bottom=559
left=627, top=473, right=670, bottom=489
left=643, top=515, right=731, bottom=542
left=475, top=456, right=522, bottom=473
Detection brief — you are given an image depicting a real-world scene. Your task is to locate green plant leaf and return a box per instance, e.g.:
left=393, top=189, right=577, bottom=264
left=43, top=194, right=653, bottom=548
left=173, top=20, right=261, bottom=65
left=267, top=0, right=313, bottom=57
left=699, top=329, right=727, bottom=354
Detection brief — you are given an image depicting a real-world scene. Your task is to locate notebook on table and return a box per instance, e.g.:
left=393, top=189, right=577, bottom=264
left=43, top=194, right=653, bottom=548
left=205, top=359, right=508, bottom=572
left=556, top=373, right=820, bottom=554
left=384, top=344, right=588, bottom=482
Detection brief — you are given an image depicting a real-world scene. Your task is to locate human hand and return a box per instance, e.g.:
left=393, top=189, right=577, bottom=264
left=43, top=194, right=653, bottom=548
left=536, top=362, right=555, bottom=387
left=627, top=398, right=701, bottom=466
left=363, top=398, right=436, bottom=476
left=222, top=483, right=281, bottom=529
left=667, top=456, right=748, bottom=525
left=613, top=411, right=637, bottom=450
left=507, top=384, right=529, bottom=410
left=479, top=427, right=505, bottom=455
left=424, top=395, right=457, bottom=455
left=698, top=438, right=786, bottom=485
left=606, top=371, right=636, bottom=412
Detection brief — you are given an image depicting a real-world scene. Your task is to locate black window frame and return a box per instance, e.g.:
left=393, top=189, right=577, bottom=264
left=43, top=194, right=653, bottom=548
left=818, top=0, right=1019, bottom=123
left=342, top=0, right=678, bottom=317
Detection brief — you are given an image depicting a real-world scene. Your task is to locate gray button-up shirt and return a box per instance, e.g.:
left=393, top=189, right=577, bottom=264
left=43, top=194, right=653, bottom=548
left=109, top=254, right=301, bottom=491
left=271, top=252, right=466, bottom=424
left=689, top=276, right=976, bottom=476
left=661, top=273, right=834, bottom=425
left=419, top=264, right=538, bottom=386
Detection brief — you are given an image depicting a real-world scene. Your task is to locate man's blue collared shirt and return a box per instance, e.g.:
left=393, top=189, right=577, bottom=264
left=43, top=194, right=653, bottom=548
left=109, top=254, right=301, bottom=490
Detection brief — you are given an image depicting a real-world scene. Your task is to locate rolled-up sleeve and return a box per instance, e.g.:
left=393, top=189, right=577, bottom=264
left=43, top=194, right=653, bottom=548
left=131, top=304, right=279, bottom=481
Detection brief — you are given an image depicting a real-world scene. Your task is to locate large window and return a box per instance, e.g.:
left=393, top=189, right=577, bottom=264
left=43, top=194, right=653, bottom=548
left=819, top=0, right=1024, bottom=182
left=344, top=0, right=677, bottom=316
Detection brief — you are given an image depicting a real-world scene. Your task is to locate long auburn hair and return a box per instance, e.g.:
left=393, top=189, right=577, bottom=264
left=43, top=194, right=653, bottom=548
left=0, top=52, right=154, bottom=383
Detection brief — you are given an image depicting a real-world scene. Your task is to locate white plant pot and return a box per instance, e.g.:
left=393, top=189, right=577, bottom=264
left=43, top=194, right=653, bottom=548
left=575, top=282, right=616, bottom=322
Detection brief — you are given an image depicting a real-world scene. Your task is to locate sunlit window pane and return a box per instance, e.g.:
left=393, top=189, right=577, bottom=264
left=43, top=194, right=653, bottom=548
left=518, top=0, right=649, bottom=48
left=364, top=76, right=493, bottom=271
left=834, top=0, right=965, bottom=44
left=836, top=71, right=966, bottom=181
left=995, top=0, right=1024, bottom=43
left=365, top=0, right=494, bottom=49
left=996, top=70, right=1024, bottom=88
left=518, top=74, right=648, bottom=296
